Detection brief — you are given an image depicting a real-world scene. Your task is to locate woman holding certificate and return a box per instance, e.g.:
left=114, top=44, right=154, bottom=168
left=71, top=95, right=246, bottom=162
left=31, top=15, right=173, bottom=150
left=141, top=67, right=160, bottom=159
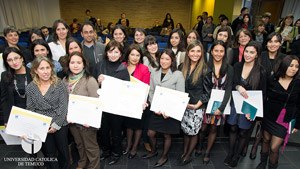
left=142, top=48, right=185, bottom=168
left=224, top=41, right=266, bottom=168
left=256, top=55, right=300, bottom=169
left=62, top=52, right=100, bottom=169
left=176, top=40, right=212, bottom=166
left=93, top=40, right=130, bottom=165
left=1, top=47, right=33, bottom=126
left=26, top=56, right=69, bottom=169
left=196, top=40, right=233, bottom=165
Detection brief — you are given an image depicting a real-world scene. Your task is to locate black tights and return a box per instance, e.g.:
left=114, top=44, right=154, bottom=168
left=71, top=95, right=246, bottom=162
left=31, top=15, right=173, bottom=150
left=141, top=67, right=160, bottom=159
left=243, top=121, right=263, bottom=155
left=183, top=134, right=198, bottom=160
left=199, top=124, right=218, bottom=156
left=261, top=130, right=283, bottom=165
left=148, top=130, right=171, bottom=163
left=229, top=125, right=249, bottom=157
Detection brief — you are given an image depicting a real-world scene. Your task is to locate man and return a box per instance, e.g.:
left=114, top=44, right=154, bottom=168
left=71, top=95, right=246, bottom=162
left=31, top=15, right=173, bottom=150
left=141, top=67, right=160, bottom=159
left=196, top=11, right=208, bottom=42
left=262, top=12, right=275, bottom=35
left=152, top=20, right=162, bottom=33
left=117, top=13, right=129, bottom=27
left=0, top=26, right=32, bottom=63
left=231, top=7, right=249, bottom=33
left=121, top=19, right=132, bottom=36
left=41, top=26, right=53, bottom=43
left=80, top=22, right=105, bottom=73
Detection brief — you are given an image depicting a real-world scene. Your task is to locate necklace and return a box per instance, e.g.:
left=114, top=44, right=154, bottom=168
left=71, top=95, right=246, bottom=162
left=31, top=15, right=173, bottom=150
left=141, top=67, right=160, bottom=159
left=14, top=75, right=27, bottom=98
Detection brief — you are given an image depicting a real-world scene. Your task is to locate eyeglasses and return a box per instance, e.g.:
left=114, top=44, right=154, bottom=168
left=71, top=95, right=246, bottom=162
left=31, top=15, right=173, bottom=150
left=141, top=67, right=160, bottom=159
left=7, top=56, right=21, bottom=63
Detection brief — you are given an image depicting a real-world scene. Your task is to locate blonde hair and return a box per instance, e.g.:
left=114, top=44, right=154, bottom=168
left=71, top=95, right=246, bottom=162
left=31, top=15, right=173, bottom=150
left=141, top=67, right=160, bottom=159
left=30, top=56, right=59, bottom=86
left=181, top=40, right=207, bottom=85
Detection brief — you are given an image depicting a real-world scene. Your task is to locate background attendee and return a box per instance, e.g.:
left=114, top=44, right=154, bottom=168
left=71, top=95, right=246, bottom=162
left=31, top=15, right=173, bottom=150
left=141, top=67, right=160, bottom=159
left=41, top=26, right=53, bottom=43
left=176, top=23, right=186, bottom=36
left=133, top=28, right=147, bottom=50
left=251, top=20, right=268, bottom=46
left=117, top=13, right=130, bottom=27
left=143, top=35, right=160, bottom=73
left=231, top=7, right=249, bottom=33
left=28, top=28, right=45, bottom=46
left=197, top=12, right=209, bottom=42
left=102, top=22, right=114, bottom=35
left=167, top=28, right=186, bottom=67
left=152, top=20, right=162, bottom=33
left=162, top=13, right=174, bottom=29
left=216, top=27, right=233, bottom=65
left=232, top=28, right=252, bottom=65
left=213, top=16, right=233, bottom=40
left=184, top=30, right=200, bottom=47
left=202, top=16, right=216, bottom=53
left=69, top=18, right=81, bottom=34
left=262, top=12, right=275, bottom=35
left=235, top=14, right=254, bottom=35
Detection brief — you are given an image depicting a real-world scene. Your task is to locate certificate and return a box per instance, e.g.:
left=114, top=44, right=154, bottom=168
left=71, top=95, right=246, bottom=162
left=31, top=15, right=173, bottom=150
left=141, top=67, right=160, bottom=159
left=206, top=89, right=231, bottom=115
left=98, top=75, right=149, bottom=119
left=150, top=86, right=190, bottom=121
left=5, top=106, right=52, bottom=142
left=130, top=76, right=150, bottom=103
left=232, top=91, right=263, bottom=119
left=0, top=126, right=21, bottom=145
left=67, top=94, right=103, bottom=128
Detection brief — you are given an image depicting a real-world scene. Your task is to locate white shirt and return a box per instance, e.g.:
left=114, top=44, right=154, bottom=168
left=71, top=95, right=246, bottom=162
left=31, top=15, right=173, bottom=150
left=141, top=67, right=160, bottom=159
left=49, top=41, right=66, bottom=61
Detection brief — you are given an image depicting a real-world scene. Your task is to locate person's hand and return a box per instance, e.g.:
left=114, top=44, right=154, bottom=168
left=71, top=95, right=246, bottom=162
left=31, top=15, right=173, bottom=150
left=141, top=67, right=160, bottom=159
left=97, top=74, right=105, bottom=85
left=83, top=124, right=89, bottom=128
left=4, top=123, right=7, bottom=127
left=237, top=86, right=248, bottom=99
left=187, top=104, right=196, bottom=109
left=214, top=109, right=222, bottom=116
left=292, top=128, right=298, bottom=134
left=245, top=113, right=253, bottom=121
left=47, top=127, right=57, bottom=134
left=162, top=112, right=169, bottom=119
left=208, top=33, right=213, bottom=37
left=142, top=103, right=149, bottom=110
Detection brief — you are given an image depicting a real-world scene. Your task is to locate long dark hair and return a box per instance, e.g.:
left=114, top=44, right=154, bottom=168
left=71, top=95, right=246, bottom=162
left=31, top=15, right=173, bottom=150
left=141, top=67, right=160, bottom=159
left=243, top=41, right=264, bottom=90
left=133, top=27, right=147, bottom=44
left=66, top=51, right=91, bottom=78
left=52, top=19, right=71, bottom=45
left=111, top=24, right=129, bottom=46
left=208, top=40, right=228, bottom=77
left=275, top=55, right=300, bottom=79
left=143, top=35, right=160, bottom=68
left=157, top=48, right=177, bottom=72
left=66, top=37, right=83, bottom=55
left=28, top=28, right=45, bottom=44
left=104, top=40, right=124, bottom=62
left=278, top=14, right=294, bottom=33
left=2, top=47, right=25, bottom=83
left=217, top=26, right=232, bottom=48
left=167, top=28, right=185, bottom=54
left=125, top=44, right=143, bottom=64
left=266, top=32, right=284, bottom=72
left=31, top=39, right=53, bottom=60
left=184, top=30, right=200, bottom=47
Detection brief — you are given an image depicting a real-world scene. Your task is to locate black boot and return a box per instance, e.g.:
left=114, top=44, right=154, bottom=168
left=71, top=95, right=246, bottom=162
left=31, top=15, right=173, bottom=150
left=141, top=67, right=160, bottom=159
left=256, top=152, right=269, bottom=169
left=268, top=161, right=278, bottom=169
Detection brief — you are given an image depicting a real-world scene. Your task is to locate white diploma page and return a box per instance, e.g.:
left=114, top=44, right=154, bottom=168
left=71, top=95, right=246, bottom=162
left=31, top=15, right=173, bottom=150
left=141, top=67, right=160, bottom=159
left=0, top=126, right=22, bottom=145
left=67, top=94, right=103, bottom=128
left=206, top=89, right=231, bottom=115
left=98, top=75, right=149, bottom=119
left=130, top=76, right=150, bottom=103
left=5, top=106, right=52, bottom=142
left=232, top=90, right=263, bottom=118
left=150, top=86, right=190, bottom=121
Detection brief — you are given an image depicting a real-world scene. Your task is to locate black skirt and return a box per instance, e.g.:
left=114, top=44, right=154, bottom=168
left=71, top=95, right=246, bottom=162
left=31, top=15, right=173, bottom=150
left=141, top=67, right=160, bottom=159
left=262, top=118, right=287, bottom=139
left=148, top=111, right=180, bottom=134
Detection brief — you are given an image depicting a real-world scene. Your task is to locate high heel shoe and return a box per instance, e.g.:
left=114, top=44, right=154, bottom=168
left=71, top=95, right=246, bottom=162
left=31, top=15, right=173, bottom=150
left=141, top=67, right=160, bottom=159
left=141, top=151, right=158, bottom=159
left=153, top=158, right=168, bottom=168
left=203, top=153, right=210, bottom=165
left=128, top=153, right=136, bottom=159
left=249, top=147, right=257, bottom=160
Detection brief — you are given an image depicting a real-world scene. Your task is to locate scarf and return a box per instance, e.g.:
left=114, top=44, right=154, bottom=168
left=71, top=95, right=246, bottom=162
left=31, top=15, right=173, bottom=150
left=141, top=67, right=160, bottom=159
left=68, top=70, right=85, bottom=93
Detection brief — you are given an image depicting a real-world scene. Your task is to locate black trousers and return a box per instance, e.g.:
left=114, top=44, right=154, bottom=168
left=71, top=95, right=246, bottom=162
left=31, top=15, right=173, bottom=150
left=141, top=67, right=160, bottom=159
left=42, top=125, right=70, bottom=169
left=99, top=112, right=124, bottom=157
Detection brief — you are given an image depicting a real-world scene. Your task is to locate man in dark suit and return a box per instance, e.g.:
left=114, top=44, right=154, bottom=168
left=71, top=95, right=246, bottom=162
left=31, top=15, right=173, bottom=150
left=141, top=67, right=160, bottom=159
left=231, top=7, right=249, bottom=33
left=196, top=11, right=208, bottom=42
left=262, top=12, right=275, bottom=35
left=41, top=26, right=53, bottom=43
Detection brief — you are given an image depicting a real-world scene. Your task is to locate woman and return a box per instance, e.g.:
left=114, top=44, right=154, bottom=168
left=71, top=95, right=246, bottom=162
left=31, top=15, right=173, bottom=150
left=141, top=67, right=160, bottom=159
left=92, top=40, right=130, bottom=165
left=275, top=14, right=299, bottom=54
left=202, top=16, right=216, bottom=53
left=167, top=28, right=186, bottom=67
left=256, top=55, right=300, bottom=169
left=261, top=32, right=286, bottom=75
left=143, top=35, right=160, bottom=73
left=112, top=24, right=130, bottom=53
left=235, top=14, right=254, bottom=35
left=49, top=19, right=72, bottom=61
left=133, top=27, right=147, bottom=50
left=232, top=28, right=252, bottom=66
left=28, top=39, right=62, bottom=73
left=28, top=28, right=45, bottom=46
left=176, top=40, right=212, bottom=166
left=63, top=52, right=100, bottom=169
left=142, top=48, right=185, bottom=168
left=213, top=16, right=234, bottom=40
left=1, top=47, right=32, bottom=126
left=216, top=27, right=234, bottom=65
left=184, top=30, right=200, bottom=47
left=251, top=20, right=268, bottom=46
left=176, top=23, right=186, bottom=35
left=26, top=56, right=69, bottom=169
left=163, top=13, right=174, bottom=29
left=224, top=41, right=266, bottom=168
left=122, top=44, right=150, bottom=159
left=102, top=22, right=114, bottom=35
left=197, top=40, right=233, bottom=164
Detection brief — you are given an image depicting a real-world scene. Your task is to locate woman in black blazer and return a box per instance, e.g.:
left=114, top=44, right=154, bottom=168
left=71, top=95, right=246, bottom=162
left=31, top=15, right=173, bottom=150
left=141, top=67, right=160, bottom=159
left=231, top=29, right=252, bottom=66
left=1, top=47, right=32, bottom=125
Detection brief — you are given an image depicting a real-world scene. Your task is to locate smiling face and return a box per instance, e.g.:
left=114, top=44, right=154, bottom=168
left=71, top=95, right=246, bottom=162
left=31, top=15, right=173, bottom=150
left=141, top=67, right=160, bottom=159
left=35, top=60, right=52, bottom=82
left=128, top=49, right=141, bottom=66
left=68, top=42, right=81, bottom=54
left=6, top=52, right=23, bottom=70
left=238, top=31, right=251, bottom=47
left=267, top=36, right=281, bottom=53
left=286, top=59, right=299, bottom=78
left=160, top=53, right=172, bottom=70
left=217, top=31, right=229, bottom=43
left=41, top=28, right=49, bottom=37
left=243, top=16, right=249, bottom=23
left=257, top=25, right=265, bottom=33
left=170, top=32, right=180, bottom=48
left=56, top=22, right=68, bottom=40
left=187, top=32, right=197, bottom=45
left=113, top=28, right=125, bottom=43
left=285, top=17, right=293, bottom=26
left=147, top=42, right=158, bottom=54
left=81, top=25, right=95, bottom=43
left=243, top=46, right=257, bottom=63
left=107, top=47, right=121, bottom=62
left=5, top=31, right=19, bottom=46
left=211, top=44, right=225, bottom=63
left=134, top=31, right=145, bottom=45
left=69, top=55, right=84, bottom=75
left=188, top=45, right=201, bottom=63
left=34, top=44, right=48, bottom=57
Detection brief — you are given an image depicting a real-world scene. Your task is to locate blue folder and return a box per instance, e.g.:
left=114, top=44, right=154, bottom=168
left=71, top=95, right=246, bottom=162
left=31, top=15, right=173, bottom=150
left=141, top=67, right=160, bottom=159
left=241, top=101, right=257, bottom=120
left=211, top=101, right=224, bottom=114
